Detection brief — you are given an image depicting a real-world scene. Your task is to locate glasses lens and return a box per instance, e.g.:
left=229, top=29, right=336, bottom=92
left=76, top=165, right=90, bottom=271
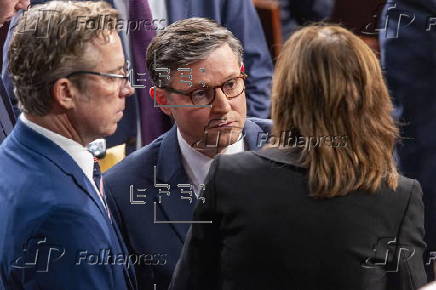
left=222, top=77, right=244, bottom=98
left=191, top=88, right=214, bottom=106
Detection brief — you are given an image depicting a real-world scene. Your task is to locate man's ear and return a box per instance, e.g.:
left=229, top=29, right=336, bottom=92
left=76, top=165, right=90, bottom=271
left=52, top=78, right=76, bottom=111
left=149, top=86, right=173, bottom=116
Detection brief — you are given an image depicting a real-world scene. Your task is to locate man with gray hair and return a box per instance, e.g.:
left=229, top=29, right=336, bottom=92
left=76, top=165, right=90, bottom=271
left=0, top=1, right=136, bottom=289
left=0, top=0, right=29, bottom=144
left=104, top=17, right=271, bottom=290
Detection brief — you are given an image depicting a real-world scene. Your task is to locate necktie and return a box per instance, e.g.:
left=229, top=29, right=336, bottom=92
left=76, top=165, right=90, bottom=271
left=129, top=0, right=172, bottom=146
left=93, top=157, right=111, bottom=220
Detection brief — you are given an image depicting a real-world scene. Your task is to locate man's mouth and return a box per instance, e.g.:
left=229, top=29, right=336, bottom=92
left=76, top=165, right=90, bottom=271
left=211, top=121, right=235, bottom=128
left=207, top=118, right=237, bottom=129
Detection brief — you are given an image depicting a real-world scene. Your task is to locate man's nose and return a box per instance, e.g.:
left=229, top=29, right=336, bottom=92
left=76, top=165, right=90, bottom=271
left=120, top=81, right=135, bottom=98
left=210, top=88, right=231, bottom=114
left=16, top=0, right=30, bottom=11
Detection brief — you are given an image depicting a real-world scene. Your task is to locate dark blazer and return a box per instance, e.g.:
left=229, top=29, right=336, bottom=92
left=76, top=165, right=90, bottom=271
left=0, top=120, right=136, bottom=290
left=104, top=118, right=272, bottom=290
left=171, top=147, right=427, bottom=290
left=379, top=0, right=436, bottom=271
left=0, top=78, right=14, bottom=144
left=2, top=0, right=273, bottom=148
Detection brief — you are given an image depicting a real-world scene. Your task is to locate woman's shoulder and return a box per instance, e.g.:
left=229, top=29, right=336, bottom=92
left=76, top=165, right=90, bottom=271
left=219, top=147, right=303, bottom=167
left=394, top=175, right=422, bottom=198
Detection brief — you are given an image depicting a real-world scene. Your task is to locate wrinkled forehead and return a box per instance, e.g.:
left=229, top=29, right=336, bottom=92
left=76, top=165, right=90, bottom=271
left=169, top=44, right=241, bottom=89
left=83, top=32, right=124, bottom=69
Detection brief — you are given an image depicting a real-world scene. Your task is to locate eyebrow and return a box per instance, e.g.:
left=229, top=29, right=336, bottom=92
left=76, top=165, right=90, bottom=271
left=189, top=72, right=241, bottom=90
left=107, top=64, right=126, bottom=74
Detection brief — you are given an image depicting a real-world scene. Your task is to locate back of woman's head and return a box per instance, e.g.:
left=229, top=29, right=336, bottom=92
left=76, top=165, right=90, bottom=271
left=272, top=25, right=399, bottom=198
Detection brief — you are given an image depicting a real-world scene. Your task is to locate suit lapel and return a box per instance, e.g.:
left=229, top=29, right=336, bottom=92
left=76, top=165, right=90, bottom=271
left=109, top=216, right=137, bottom=290
left=154, top=126, right=195, bottom=243
left=153, top=120, right=270, bottom=243
left=12, top=120, right=111, bottom=222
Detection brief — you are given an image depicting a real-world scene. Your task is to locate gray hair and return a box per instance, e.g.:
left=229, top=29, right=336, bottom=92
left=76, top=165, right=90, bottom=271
left=146, top=17, right=243, bottom=87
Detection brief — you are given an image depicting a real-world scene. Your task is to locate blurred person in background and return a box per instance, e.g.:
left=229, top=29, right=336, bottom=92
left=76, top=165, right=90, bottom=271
left=171, top=24, right=426, bottom=290
left=0, top=0, right=29, bottom=144
left=379, top=0, right=436, bottom=280
left=329, top=0, right=386, bottom=53
left=278, top=0, right=334, bottom=39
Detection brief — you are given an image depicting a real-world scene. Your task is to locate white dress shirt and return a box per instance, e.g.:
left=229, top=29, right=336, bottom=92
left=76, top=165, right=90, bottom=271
left=177, top=128, right=245, bottom=197
left=20, top=115, right=101, bottom=199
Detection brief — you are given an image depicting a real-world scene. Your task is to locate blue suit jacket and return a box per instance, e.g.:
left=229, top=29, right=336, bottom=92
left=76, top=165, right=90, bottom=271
left=0, top=120, right=136, bottom=290
left=0, top=78, right=14, bottom=144
left=380, top=0, right=436, bottom=269
left=2, top=0, right=272, bottom=148
left=104, top=118, right=272, bottom=290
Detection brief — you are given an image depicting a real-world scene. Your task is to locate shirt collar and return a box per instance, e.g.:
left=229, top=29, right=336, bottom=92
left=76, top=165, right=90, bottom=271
left=176, top=127, right=244, bottom=195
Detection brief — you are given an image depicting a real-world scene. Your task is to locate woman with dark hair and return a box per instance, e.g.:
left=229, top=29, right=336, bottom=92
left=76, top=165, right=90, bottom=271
left=170, top=25, right=427, bottom=290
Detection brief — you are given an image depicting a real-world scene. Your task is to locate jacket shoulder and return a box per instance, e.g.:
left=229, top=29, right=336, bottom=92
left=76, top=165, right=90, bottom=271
left=104, top=134, right=164, bottom=184
left=247, top=117, right=272, bottom=131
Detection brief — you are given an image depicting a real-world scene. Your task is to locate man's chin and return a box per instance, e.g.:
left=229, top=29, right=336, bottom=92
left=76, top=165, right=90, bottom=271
left=102, top=124, right=118, bottom=138
left=195, top=130, right=242, bottom=149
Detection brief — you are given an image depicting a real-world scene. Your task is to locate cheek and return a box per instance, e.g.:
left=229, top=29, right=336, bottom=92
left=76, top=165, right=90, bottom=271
left=96, top=93, right=122, bottom=112
left=232, top=97, right=247, bottom=118
left=4, top=2, right=15, bottom=14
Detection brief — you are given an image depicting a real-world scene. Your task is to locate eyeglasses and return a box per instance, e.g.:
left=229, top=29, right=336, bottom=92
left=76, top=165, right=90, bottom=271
left=65, top=67, right=130, bottom=88
left=163, top=73, right=247, bottom=106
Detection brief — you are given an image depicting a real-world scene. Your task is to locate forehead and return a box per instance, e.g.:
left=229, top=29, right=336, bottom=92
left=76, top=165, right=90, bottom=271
left=172, top=44, right=240, bottom=88
left=86, top=33, right=124, bottom=69
left=194, top=44, right=239, bottom=75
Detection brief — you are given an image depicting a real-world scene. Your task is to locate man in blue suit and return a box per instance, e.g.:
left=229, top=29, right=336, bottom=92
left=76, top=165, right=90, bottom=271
left=0, top=2, right=137, bottom=289
left=379, top=0, right=436, bottom=279
left=0, top=0, right=29, bottom=144
left=104, top=18, right=272, bottom=290
left=3, top=0, right=272, bottom=149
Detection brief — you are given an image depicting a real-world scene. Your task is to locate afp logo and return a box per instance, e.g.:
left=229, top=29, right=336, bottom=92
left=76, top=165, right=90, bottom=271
left=362, top=237, right=415, bottom=272
left=11, top=236, right=65, bottom=273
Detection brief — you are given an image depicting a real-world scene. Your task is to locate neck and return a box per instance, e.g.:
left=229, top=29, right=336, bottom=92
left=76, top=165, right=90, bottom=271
left=25, top=113, right=91, bottom=146
left=196, top=146, right=223, bottom=158
left=183, top=134, right=226, bottom=158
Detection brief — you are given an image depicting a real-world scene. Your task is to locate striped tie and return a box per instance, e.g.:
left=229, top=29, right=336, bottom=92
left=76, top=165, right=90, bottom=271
left=93, top=157, right=111, bottom=220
